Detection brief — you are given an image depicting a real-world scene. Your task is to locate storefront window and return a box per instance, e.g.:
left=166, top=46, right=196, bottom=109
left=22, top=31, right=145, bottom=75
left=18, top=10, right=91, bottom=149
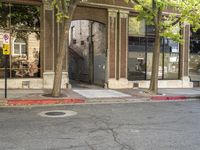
left=128, top=37, right=146, bottom=80
left=163, top=39, right=179, bottom=79
left=0, top=2, right=40, bottom=78
left=146, top=38, right=163, bottom=80
left=129, top=17, right=145, bottom=36
left=0, top=3, right=9, bottom=29
left=189, top=29, right=200, bottom=81
left=11, top=4, right=40, bottom=30
left=128, top=17, right=180, bottom=81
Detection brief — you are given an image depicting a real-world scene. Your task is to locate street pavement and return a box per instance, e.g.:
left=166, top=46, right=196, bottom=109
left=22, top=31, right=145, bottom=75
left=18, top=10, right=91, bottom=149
left=0, top=101, right=200, bottom=150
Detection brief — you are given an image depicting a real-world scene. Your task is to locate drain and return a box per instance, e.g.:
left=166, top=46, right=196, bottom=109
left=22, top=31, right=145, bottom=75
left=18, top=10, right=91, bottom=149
left=39, top=110, right=77, bottom=118
left=45, top=111, right=66, bottom=116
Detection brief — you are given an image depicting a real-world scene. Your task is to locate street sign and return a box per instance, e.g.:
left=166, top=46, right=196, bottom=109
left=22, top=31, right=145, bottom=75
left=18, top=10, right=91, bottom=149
left=2, top=33, right=10, bottom=55
left=3, top=33, right=10, bottom=44
left=3, top=44, right=10, bottom=55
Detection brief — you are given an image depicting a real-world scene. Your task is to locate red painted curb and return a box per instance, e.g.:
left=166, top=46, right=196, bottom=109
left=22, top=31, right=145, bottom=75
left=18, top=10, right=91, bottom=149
left=151, top=96, right=187, bottom=101
left=7, top=99, right=85, bottom=106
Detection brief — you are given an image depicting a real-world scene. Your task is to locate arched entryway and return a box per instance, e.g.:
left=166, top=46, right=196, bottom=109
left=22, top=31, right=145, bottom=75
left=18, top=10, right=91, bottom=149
left=68, top=20, right=107, bottom=87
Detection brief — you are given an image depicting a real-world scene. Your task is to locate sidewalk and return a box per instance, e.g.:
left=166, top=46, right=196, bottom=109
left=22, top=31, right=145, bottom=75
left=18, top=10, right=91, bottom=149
left=0, top=88, right=200, bottom=106
left=0, top=89, right=85, bottom=106
left=119, top=88, right=200, bottom=100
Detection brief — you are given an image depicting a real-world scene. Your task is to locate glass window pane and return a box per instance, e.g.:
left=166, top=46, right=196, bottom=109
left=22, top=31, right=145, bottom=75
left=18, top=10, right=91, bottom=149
left=11, top=30, right=40, bottom=78
left=0, top=69, right=10, bottom=78
left=21, top=45, right=26, bottom=54
left=11, top=4, right=40, bottom=30
left=163, top=39, right=179, bottom=79
left=0, top=69, right=4, bottom=78
left=146, top=25, right=155, bottom=36
left=0, top=42, right=3, bottom=68
left=14, top=44, right=20, bottom=54
left=128, top=37, right=146, bottom=80
left=0, top=2, right=9, bottom=29
left=0, top=3, right=41, bottom=78
left=0, top=51, right=10, bottom=78
left=146, top=38, right=163, bottom=80
left=129, top=17, right=145, bottom=36
left=189, top=29, right=200, bottom=81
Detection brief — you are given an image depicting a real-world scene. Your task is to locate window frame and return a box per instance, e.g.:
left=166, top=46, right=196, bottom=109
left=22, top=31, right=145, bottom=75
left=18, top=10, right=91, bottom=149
left=13, top=38, right=27, bottom=56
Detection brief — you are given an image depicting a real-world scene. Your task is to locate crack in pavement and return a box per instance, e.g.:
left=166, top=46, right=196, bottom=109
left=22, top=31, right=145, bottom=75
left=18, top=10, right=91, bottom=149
left=85, top=141, right=96, bottom=150
left=109, top=127, right=134, bottom=150
left=90, top=115, right=135, bottom=150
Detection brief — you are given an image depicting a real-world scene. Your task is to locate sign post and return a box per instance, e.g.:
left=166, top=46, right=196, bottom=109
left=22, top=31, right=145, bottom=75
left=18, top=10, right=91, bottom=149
left=3, top=33, right=10, bottom=99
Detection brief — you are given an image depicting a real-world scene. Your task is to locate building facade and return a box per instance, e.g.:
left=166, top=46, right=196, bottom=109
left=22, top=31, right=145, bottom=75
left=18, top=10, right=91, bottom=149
left=0, top=0, right=199, bottom=89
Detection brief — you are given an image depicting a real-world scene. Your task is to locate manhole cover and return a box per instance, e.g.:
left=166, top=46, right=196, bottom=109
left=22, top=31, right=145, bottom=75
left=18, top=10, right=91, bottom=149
left=45, top=112, right=66, bottom=116
left=39, top=110, right=77, bottom=118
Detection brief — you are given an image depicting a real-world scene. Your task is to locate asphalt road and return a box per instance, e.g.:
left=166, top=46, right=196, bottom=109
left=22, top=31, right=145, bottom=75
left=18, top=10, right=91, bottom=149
left=0, top=100, right=200, bottom=150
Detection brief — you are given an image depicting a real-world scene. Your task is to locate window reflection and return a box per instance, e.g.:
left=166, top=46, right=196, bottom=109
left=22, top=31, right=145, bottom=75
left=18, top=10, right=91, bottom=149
left=163, top=39, right=179, bottom=79
left=13, top=38, right=27, bottom=55
left=0, top=2, right=40, bottom=78
left=11, top=31, right=40, bottom=78
left=11, top=4, right=40, bottom=30
left=128, top=17, right=180, bottom=81
left=146, top=38, right=163, bottom=80
left=189, top=29, right=200, bottom=81
left=129, top=17, right=145, bottom=36
left=128, top=37, right=146, bottom=80
left=0, top=3, right=9, bottom=29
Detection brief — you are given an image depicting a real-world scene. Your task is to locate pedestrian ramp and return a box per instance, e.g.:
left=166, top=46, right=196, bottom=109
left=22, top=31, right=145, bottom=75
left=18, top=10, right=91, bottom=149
left=73, top=89, right=131, bottom=98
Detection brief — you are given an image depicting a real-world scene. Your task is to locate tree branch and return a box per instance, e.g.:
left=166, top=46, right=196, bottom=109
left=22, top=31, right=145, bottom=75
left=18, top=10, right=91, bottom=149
left=56, top=0, right=62, bottom=12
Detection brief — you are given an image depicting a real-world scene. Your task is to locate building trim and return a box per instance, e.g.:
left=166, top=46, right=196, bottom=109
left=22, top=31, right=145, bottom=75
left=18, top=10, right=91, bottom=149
left=119, top=10, right=129, bottom=79
left=80, top=2, right=132, bottom=11
left=108, top=9, right=118, bottom=79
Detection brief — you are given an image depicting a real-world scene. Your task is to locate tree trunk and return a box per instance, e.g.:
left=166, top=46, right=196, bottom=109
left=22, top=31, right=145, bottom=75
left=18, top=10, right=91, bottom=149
left=148, top=0, right=162, bottom=95
left=51, top=20, right=69, bottom=97
left=51, top=0, right=80, bottom=97
left=149, top=26, right=160, bottom=95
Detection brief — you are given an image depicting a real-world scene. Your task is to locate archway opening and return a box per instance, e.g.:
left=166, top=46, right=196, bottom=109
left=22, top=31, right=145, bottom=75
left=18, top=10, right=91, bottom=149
left=68, top=20, right=107, bottom=88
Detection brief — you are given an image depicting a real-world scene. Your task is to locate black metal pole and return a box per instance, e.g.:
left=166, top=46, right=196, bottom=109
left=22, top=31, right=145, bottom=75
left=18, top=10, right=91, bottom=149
left=4, top=55, right=7, bottom=99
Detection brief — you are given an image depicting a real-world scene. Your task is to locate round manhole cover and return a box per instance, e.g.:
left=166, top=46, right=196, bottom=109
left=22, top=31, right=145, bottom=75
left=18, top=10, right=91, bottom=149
left=39, top=110, right=77, bottom=118
left=45, top=111, right=66, bottom=116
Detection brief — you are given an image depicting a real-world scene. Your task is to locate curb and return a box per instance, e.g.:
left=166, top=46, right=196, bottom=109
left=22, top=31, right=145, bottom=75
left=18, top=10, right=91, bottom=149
left=2, top=95, right=200, bottom=107
left=6, top=99, right=85, bottom=106
left=151, top=95, right=200, bottom=101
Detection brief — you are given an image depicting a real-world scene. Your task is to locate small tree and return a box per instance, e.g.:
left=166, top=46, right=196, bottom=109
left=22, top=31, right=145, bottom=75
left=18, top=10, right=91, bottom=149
left=125, top=0, right=200, bottom=94
left=51, top=0, right=80, bottom=97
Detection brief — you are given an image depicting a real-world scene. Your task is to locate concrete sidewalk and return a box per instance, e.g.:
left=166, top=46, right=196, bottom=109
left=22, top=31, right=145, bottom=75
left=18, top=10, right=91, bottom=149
left=0, top=88, right=200, bottom=106
left=119, top=88, right=200, bottom=100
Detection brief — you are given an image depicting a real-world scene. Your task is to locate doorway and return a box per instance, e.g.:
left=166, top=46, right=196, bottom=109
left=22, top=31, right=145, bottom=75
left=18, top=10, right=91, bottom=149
left=68, top=20, right=106, bottom=88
